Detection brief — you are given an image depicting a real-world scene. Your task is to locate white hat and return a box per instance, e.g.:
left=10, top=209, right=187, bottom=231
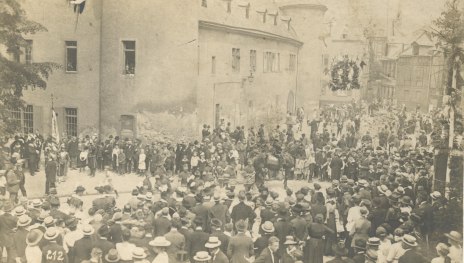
left=205, top=236, right=221, bottom=248
left=149, top=236, right=171, bottom=247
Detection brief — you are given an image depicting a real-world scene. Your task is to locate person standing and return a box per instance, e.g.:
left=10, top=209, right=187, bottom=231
left=67, top=137, right=79, bottom=170
left=398, top=235, right=427, bottom=263
left=6, top=158, right=24, bottom=203
left=254, top=236, right=279, bottom=263
left=0, top=201, right=17, bottom=263
left=149, top=236, right=171, bottom=263
left=205, top=236, right=228, bottom=263
left=25, top=229, right=44, bottom=263
left=45, top=155, right=58, bottom=195
left=42, top=227, right=68, bottom=263
left=227, top=220, right=254, bottom=263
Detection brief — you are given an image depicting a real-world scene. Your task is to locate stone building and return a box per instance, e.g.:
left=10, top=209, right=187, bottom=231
left=12, top=0, right=328, bottom=139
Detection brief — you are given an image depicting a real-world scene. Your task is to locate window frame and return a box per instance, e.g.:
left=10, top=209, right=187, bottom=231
left=9, top=105, right=34, bottom=134
left=122, top=40, right=136, bottom=75
left=250, top=50, right=257, bottom=72
left=232, top=48, right=240, bottom=73
left=65, top=41, right=78, bottom=72
left=65, top=107, right=78, bottom=137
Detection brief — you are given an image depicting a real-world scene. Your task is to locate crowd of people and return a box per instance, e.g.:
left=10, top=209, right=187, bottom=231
left=0, top=100, right=461, bottom=263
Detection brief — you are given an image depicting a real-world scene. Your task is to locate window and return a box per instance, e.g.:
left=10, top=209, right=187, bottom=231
left=289, top=54, right=296, bottom=71
left=232, top=48, right=240, bottom=73
left=25, top=40, right=33, bottom=65
left=9, top=105, right=33, bottom=133
left=201, top=0, right=207, bottom=7
left=211, top=56, right=216, bottom=74
left=65, top=108, right=78, bottom=137
left=123, top=41, right=136, bottom=75
left=264, top=51, right=278, bottom=72
left=10, top=108, right=22, bottom=130
left=250, top=50, right=256, bottom=72
left=23, top=105, right=34, bottom=134
left=65, top=41, right=77, bottom=72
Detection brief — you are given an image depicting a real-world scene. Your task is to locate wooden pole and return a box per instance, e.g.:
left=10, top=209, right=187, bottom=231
left=445, top=63, right=457, bottom=199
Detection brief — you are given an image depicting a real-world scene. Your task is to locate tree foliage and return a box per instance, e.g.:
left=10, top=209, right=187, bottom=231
left=0, top=0, right=60, bottom=134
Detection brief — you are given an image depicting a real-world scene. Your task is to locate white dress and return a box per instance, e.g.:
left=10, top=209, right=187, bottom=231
left=138, top=153, right=146, bottom=170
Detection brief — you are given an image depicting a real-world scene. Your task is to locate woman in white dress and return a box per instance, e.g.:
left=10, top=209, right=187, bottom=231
left=138, top=148, right=146, bottom=175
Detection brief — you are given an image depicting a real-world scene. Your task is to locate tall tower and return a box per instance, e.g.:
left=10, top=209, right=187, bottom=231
left=279, top=0, right=328, bottom=112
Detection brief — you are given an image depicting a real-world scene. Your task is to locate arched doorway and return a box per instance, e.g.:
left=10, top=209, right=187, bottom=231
left=287, top=91, right=295, bottom=115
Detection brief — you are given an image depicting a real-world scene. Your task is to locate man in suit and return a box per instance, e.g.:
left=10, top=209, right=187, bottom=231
left=255, top=221, right=275, bottom=256
left=73, top=225, right=96, bottom=263
left=0, top=201, right=17, bottom=263
left=164, top=221, right=186, bottom=263
left=398, top=235, right=427, bottom=263
left=206, top=236, right=229, bottom=263
left=208, top=194, right=230, bottom=231
left=153, top=207, right=172, bottom=237
left=230, top=191, right=256, bottom=232
left=124, top=141, right=135, bottom=173
left=259, top=200, right=276, bottom=234
left=254, top=236, right=279, bottom=263
left=67, top=137, right=79, bottom=169
left=187, top=223, right=209, bottom=262
left=210, top=219, right=230, bottom=254
left=94, top=225, right=116, bottom=261
left=227, top=220, right=254, bottom=263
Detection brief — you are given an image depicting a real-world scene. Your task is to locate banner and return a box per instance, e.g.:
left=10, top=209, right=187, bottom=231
left=51, top=109, right=60, bottom=142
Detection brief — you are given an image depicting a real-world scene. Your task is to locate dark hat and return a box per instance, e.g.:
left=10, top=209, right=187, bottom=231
left=98, top=224, right=111, bottom=237
left=74, top=186, right=86, bottom=193
left=26, top=229, right=43, bottom=246
left=353, top=239, right=367, bottom=250
left=235, top=219, right=247, bottom=232
left=332, top=241, right=348, bottom=256
left=210, top=218, right=222, bottom=228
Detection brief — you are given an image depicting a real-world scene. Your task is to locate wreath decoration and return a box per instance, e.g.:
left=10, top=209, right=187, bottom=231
left=329, top=57, right=361, bottom=91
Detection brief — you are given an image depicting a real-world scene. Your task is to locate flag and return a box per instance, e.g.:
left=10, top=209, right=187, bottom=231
left=71, top=0, right=86, bottom=14
left=52, top=109, right=60, bottom=143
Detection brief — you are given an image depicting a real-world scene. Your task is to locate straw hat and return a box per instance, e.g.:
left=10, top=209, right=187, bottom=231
left=26, top=229, right=43, bottom=246
left=17, top=215, right=32, bottom=227
left=261, top=221, right=275, bottom=233
left=132, top=247, right=147, bottom=259
left=82, top=225, right=95, bottom=236
left=445, top=231, right=462, bottom=243
left=205, top=236, right=222, bottom=248
left=193, top=251, right=211, bottom=262
left=105, top=249, right=120, bottom=263
left=402, top=235, right=418, bottom=247
left=44, top=227, right=60, bottom=241
left=149, top=236, right=171, bottom=247
left=283, top=236, right=297, bottom=245
left=14, top=206, right=27, bottom=217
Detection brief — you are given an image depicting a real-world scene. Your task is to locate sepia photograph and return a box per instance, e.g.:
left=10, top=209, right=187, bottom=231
left=0, top=0, right=463, bottom=262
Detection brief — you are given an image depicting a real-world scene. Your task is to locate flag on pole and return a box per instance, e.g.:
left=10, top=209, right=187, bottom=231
left=51, top=109, right=60, bottom=143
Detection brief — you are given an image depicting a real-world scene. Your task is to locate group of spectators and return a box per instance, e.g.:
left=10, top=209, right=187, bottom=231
left=0, top=100, right=461, bottom=263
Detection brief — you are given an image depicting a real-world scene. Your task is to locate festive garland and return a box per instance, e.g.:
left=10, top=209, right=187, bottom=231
left=329, top=58, right=360, bottom=91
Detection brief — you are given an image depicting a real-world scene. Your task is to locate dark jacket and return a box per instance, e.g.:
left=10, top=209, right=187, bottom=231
left=45, top=160, right=58, bottom=182
left=188, top=230, right=209, bottom=261
left=94, top=238, right=115, bottom=260
left=153, top=216, right=172, bottom=237
left=211, top=230, right=230, bottom=254
left=0, top=213, right=17, bottom=247
left=73, top=236, right=95, bottom=263
left=254, top=247, right=275, bottom=263
left=212, top=249, right=229, bottom=263
left=398, top=249, right=427, bottom=263
left=230, top=202, right=256, bottom=227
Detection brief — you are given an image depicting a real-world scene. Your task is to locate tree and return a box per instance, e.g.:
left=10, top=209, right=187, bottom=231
left=0, top=0, right=60, bottom=135
left=428, top=0, right=463, bottom=231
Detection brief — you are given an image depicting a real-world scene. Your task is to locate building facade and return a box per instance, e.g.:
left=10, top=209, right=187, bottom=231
left=13, top=0, right=327, bottom=139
